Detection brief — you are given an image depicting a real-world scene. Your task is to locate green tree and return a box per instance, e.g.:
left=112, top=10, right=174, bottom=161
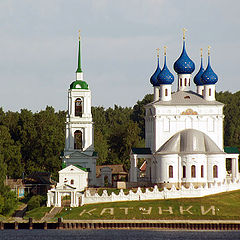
left=0, top=154, right=17, bottom=216
left=0, top=126, right=23, bottom=178
left=131, top=94, right=153, bottom=138
left=94, top=129, right=109, bottom=165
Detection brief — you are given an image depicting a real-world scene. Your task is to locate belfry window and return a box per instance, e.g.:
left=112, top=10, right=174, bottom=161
left=180, top=78, right=182, bottom=87
left=213, top=165, right=218, bottom=178
left=169, top=165, right=173, bottom=178
left=185, top=78, right=187, bottom=86
left=183, top=166, right=186, bottom=178
left=74, top=130, right=82, bottom=150
left=201, top=165, right=204, bottom=178
left=209, top=88, right=211, bottom=96
left=191, top=165, right=196, bottom=178
left=75, top=98, right=83, bottom=117
left=165, top=89, right=168, bottom=96
left=189, top=80, right=190, bottom=86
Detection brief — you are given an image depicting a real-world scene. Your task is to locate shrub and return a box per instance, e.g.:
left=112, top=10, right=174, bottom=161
left=27, top=195, right=45, bottom=211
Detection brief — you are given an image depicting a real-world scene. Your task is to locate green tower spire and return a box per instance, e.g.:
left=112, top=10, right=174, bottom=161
left=76, top=30, right=82, bottom=73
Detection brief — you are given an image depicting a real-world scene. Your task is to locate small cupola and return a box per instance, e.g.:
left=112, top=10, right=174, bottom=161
left=150, top=48, right=161, bottom=101
left=201, top=47, right=218, bottom=85
left=173, top=29, right=195, bottom=91
left=202, top=46, right=218, bottom=101
left=194, top=48, right=205, bottom=95
left=157, top=47, right=174, bottom=85
left=150, top=49, right=161, bottom=87
left=158, top=46, right=174, bottom=101
left=70, top=31, right=89, bottom=90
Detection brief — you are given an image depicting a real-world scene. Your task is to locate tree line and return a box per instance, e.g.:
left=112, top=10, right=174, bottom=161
left=0, top=91, right=239, bottom=181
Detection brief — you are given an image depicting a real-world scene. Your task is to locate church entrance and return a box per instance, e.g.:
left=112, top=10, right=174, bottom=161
left=61, top=193, right=71, bottom=207
left=226, top=158, right=232, bottom=177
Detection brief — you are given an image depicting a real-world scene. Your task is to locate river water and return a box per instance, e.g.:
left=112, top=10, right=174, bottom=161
left=0, top=229, right=240, bottom=240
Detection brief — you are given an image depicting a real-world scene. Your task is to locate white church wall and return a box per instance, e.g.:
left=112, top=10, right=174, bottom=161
left=58, top=166, right=89, bottom=191
left=68, top=89, right=92, bottom=118
left=207, top=154, right=226, bottom=183
left=181, top=154, right=207, bottom=184
left=155, top=154, right=178, bottom=183
left=146, top=104, right=223, bottom=152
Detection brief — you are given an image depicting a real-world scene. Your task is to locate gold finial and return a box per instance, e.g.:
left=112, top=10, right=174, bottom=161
left=164, top=46, right=167, bottom=56
left=78, top=30, right=81, bottom=40
left=200, top=48, right=203, bottom=57
left=183, top=28, right=187, bottom=40
left=208, top=45, right=211, bottom=56
left=156, top=48, right=160, bottom=58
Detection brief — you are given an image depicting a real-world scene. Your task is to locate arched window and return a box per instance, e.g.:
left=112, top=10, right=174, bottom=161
left=183, top=166, right=186, bottom=178
left=75, top=98, right=83, bottom=117
left=165, top=89, right=168, bottom=96
left=70, top=179, right=74, bottom=185
left=213, top=165, right=218, bottom=178
left=169, top=165, right=173, bottom=178
left=202, top=89, right=204, bottom=95
left=74, top=130, right=82, bottom=149
left=201, top=165, right=204, bottom=178
left=189, top=80, right=190, bottom=86
left=209, top=88, right=211, bottom=96
left=191, top=165, right=196, bottom=178
left=185, top=78, right=187, bottom=86
left=180, top=78, right=182, bottom=87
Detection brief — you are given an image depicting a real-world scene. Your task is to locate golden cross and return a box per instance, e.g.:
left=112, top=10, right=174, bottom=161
left=183, top=28, right=187, bottom=40
left=208, top=45, right=211, bottom=56
left=200, top=48, right=203, bottom=57
left=164, top=46, right=167, bottom=56
left=156, top=48, right=160, bottom=58
left=78, top=30, right=81, bottom=40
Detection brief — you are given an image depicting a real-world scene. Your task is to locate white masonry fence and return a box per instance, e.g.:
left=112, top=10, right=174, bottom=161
left=80, top=179, right=240, bottom=206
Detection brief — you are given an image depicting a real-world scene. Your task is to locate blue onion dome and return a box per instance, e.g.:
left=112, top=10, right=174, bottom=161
left=174, top=40, right=195, bottom=74
left=201, top=48, right=218, bottom=84
left=150, top=54, right=161, bottom=86
left=194, top=50, right=205, bottom=86
left=157, top=48, right=174, bottom=84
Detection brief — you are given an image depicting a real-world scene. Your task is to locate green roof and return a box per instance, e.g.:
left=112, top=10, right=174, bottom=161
left=70, top=80, right=88, bottom=90
left=224, top=147, right=239, bottom=154
left=132, top=148, right=152, bottom=155
left=76, top=38, right=82, bottom=73
left=92, top=151, right=98, bottom=157
left=74, top=165, right=88, bottom=172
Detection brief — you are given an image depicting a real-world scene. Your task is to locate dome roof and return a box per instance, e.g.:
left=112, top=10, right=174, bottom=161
left=194, top=56, right=205, bottom=86
left=157, top=129, right=223, bottom=154
left=201, top=55, right=218, bottom=85
left=150, top=57, right=161, bottom=86
left=157, top=54, right=174, bottom=85
left=70, top=80, right=89, bottom=90
left=174, top=41, right=195, bottom=74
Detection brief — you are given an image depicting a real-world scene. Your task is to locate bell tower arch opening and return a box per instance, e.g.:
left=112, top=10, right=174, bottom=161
left=75, top=98, right=83, bottom=117
left=74, top=130, right=83, bottom=150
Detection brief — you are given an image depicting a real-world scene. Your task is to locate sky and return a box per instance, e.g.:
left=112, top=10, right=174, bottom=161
left=0, top=0, right=239, bottom=112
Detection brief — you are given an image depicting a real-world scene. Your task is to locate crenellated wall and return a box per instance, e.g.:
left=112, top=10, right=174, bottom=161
left=80, top=179, right=240, bottom=206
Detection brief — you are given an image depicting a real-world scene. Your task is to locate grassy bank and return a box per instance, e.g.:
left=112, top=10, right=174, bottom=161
left=54, top=190, right=240, bottom=221
left=24, top=207, right=51, bottom=221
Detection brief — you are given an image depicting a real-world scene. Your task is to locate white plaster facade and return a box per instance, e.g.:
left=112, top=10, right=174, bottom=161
left=47, top=165, right=88, bottom=207
left=62, top=38, right=97, bottom=186
left=130, top=39, right=239, bottom=188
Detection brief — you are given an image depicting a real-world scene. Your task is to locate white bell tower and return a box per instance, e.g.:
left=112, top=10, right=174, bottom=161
left=62, top=31, right=96, bottom=186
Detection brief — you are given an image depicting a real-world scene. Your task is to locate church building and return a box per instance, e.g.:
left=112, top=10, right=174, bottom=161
left=130, top=31, right=239, bottom=188
left=48, top=31, right=240, bottom=207
left=61, top=33, right=97, bottom=187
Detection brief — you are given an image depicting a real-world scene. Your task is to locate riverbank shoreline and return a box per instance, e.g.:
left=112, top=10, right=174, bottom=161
left=1, top=219, right=240, bottom=230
